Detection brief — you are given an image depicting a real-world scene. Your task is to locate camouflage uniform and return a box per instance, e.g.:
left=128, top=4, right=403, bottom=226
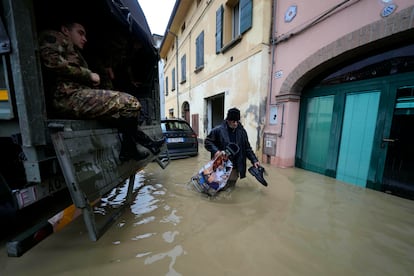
left=39, top=30, right=141, bottom=119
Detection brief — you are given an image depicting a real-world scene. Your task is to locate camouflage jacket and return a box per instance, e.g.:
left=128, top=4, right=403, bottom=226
left=39, top=30, right=94, bottom=98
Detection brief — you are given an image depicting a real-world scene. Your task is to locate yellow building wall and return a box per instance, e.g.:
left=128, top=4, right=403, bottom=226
left=162, top=0, right=272, bottom=154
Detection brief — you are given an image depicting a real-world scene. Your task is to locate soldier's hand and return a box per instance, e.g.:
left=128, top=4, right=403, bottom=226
left=90, top=72, right=101, bottom=86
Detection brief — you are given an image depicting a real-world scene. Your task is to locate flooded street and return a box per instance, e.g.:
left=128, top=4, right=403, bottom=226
left=1, top=148, right=414, bottom=276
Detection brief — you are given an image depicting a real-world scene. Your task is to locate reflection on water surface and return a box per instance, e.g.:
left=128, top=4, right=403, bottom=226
left=1, top=149, right=414, bottom=276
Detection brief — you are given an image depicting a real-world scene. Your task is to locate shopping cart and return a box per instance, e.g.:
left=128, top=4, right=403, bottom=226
left=190, top=143, right=240, bottom=196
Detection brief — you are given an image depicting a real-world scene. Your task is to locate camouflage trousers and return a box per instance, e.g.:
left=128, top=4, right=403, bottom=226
left=53, top=89, right=141, bottom=119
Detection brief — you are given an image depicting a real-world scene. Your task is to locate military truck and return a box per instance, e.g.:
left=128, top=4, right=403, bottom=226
left=0, top=0, right=168, bottom=255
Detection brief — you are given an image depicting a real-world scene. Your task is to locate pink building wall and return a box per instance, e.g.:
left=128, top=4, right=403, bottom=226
left=265, top=0, right=414, bottom=167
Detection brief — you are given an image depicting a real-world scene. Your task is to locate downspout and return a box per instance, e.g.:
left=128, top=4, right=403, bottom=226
left=175, top=35, right=180, bottom=118
left=265, top=0, right=278, bottom=165
left=169, top=30, right=180, bottom=118
left=269, top=0, right=277, bottom=105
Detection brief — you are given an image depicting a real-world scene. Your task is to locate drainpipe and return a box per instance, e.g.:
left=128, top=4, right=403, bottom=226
left=269, top=0, right=277, bottom=105
left=169, top=31, right=180, bottom=118
left=265, top=0, right=279, bottom=165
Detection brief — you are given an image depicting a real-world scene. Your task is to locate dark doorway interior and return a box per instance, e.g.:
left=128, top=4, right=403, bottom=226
left=211, top=95, right=224, bottom=128
left=382, top=87, right=414, bottom=200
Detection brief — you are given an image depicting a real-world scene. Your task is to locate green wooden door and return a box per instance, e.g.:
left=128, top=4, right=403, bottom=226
left=336, top=91, right=380, bottom=187
left=301, top=95, right=334, bottom=173
left=297, top=72, right=414, bottom=193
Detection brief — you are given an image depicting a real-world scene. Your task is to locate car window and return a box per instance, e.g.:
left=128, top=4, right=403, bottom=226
left=175, top=122, right=191, bottom=131
left=162, top=121, right=192, bottom=131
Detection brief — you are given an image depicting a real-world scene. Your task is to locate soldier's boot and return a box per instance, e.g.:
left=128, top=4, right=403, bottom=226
left=135, top=130, right=165, bottom=155
left=119, top=134, right=149, bottom=162
left=118, top=117, right=165, bottom=155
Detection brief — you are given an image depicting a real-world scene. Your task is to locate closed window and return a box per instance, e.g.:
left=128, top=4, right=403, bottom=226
left=172, top=67, right=176, bottom=91
left=216, top=0, right=252, bottom=53
left=165, top=76, right=169, bottom=96
left=232, top=2, right=240, bottom=39
left=181, top=54, right=186, bottom=83
left=195, top=31, right=204, bottom=71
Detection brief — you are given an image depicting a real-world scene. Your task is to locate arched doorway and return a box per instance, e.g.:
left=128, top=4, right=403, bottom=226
left=296, top=44, right=414, bottom=200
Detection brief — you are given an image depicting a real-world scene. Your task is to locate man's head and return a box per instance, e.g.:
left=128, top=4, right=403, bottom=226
left=61, top=22, right=87, bottom=49
left=226, top=108, right=240, bottom=129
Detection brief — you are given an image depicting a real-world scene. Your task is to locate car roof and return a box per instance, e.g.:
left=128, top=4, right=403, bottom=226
left=161, top=118, right=189, bottom=123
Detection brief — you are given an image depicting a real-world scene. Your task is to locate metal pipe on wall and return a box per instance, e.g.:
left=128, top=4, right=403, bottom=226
left=168, top=30, right=180, bottom=118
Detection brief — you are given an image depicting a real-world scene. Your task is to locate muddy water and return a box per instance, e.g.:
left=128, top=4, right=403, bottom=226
left=1, top=149, right=414, bottom=275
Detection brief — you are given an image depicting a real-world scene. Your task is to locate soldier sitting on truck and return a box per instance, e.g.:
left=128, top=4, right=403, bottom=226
left=38, top=21, right=164, bottom=161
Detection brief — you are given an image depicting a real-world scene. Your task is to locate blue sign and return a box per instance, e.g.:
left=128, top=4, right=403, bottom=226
left=381, top=4, right=397, bottom=17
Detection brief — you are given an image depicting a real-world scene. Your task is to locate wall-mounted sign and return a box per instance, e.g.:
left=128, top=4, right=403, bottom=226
left=381, top=4, right=397, bottom=17
left=275, top=70, right=283, bottom=78
left=285, top=5, right=297, bottom=23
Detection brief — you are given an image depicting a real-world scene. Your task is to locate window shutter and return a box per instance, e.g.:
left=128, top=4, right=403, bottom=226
left=181, top=54, right=186, bottom=81
left=199, top=31, right=204, bottom=66
left=215, top=5, right=223, bottom=54
left=196, top=31, right=204, bottom=68
left=165, top=76, right=169, bottom=96
left=196, top=37, right=200, bottom=68
left=240, top=0, right=252, bottom=34
left=172, top=68, right=175, bottom=90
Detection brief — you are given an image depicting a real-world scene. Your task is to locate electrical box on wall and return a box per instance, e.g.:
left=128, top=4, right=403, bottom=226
left=269, top=106, right=277, bottom=125
left=263, top=133, right=277, bottom=156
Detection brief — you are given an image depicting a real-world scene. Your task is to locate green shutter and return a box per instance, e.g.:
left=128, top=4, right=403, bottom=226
left=216, top=5, right=223, bottom=54
left=240, top=0, right=252, bottom=34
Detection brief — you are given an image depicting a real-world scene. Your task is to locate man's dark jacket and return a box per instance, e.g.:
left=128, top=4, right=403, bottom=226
left=204, top=121, right=258, bottom=178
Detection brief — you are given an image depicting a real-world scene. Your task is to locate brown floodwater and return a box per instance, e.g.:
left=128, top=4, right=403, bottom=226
left=1, top=148, right=414, bottom=275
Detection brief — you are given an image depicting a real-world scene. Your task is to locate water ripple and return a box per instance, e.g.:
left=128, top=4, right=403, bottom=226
left=132, top=232, right=156, bottom=240
left=144, top=245, right=186, bottom=276
left=161, top=209, right=181, bottom=225
left=163, top=231, right=179, bottom=243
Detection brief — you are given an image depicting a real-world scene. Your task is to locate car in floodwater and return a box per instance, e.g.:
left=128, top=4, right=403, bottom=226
left=160, top=119, right=199, bottom=159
